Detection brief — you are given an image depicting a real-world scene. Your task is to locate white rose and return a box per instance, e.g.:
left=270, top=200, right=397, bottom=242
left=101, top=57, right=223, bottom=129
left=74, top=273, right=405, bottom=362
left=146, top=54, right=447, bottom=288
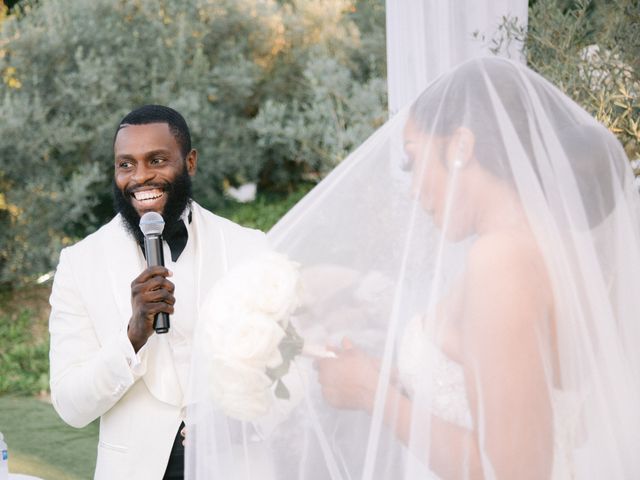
left=201, top=278, right=251, bottom=329
left=209, top=359, right=273, bottom=421
left=218, top=310, right=286, bottom=369
left=249, top=253, right=300, bottom=325
left=200, top=294, right=241, bottom=351
left=203, top=252, right=300, bottom=327
left=198, top=251, right=302, bottom=421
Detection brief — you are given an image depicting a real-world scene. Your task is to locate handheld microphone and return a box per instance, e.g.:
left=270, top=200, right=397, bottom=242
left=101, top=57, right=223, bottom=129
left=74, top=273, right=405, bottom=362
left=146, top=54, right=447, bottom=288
left=139, top=212, right=170, bottom=334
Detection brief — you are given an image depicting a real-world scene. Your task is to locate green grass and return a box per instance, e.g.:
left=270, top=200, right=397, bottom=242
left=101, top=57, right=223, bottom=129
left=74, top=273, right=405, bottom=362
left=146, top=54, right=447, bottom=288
left=0, top=309, right=49, bottom=395
left=0, top=396, right=98, bottom=480
left=0, top=285, right=51, bottom=395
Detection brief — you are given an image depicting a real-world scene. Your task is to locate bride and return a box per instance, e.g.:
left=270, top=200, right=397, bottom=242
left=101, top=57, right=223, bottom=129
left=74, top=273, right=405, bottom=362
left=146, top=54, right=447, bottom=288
left=186, top=55, right=640, bottom=479
left=314, top=56, right=639, bottom=479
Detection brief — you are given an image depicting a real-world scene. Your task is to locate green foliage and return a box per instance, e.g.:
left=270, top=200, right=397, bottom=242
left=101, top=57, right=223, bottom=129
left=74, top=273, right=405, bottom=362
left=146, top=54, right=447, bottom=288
left=216, top=182, right=314, bottom=232
left=251, top=56, right=386, bottom=186
left=0, top=307, right=49, bottom=395
left=496, top=0, right=640, bottom=162
left=267, top=322, right=304, bottom=400
left=0, top=0, right=385, bottom=285
left=1, top=0, right=635, bottom=287
left=478, top=1, right=638, bottom=170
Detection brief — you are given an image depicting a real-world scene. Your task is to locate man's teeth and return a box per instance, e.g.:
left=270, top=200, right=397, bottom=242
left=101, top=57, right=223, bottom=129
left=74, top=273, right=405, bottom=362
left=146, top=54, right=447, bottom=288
left=134, top=190, right=163, bottom=201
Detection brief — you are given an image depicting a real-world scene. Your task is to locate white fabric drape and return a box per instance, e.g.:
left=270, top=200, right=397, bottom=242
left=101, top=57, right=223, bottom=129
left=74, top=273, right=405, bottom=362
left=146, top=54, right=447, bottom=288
left=386, top=0, right=528, bottom=115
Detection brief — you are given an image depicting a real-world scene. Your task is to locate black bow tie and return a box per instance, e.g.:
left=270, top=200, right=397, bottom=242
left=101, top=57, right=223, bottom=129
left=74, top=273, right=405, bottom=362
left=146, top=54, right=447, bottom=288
left=139, top=214, right=190, bottom=262
left=164, top=220, right=189, bottom=262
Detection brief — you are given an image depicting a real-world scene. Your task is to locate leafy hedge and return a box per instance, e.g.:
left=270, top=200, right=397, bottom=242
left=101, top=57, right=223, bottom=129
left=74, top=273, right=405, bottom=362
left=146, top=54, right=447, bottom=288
left=494, top=0, right=639, bottom=161
left=0, top=305, right=49, bottom=395
left=1, top=0, right=638, bottom=287
left=0, top=0, right=386, bottom=285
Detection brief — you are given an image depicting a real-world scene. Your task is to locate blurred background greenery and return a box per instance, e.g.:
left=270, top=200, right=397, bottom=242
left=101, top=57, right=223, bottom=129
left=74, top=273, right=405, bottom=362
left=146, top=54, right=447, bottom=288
left=0, top=0, right=638, bottom=287
left=0, top=0, right=637, bottom=477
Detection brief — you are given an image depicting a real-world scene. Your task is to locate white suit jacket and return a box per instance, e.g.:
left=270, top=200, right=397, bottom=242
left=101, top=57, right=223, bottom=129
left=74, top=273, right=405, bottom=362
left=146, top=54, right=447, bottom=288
left=49, top=202, right=268, bottom=479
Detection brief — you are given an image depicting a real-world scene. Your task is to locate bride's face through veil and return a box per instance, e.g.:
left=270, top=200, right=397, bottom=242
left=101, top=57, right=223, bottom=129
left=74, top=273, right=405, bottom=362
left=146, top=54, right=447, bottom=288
left=404, top=114, right=530, bottom=244
left=403, top=119, right=458, bottom=233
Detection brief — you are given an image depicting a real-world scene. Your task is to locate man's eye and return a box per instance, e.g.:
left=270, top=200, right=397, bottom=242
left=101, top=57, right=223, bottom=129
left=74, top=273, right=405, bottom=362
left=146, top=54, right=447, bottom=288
left=150, top=157, right=166, bottom=165
left=119, top=161, right=132, bottom=169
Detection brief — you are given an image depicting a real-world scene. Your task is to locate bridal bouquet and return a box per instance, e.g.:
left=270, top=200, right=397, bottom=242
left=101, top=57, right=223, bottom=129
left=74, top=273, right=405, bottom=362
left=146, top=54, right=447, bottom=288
left=200, top=252, right=305, bottom=421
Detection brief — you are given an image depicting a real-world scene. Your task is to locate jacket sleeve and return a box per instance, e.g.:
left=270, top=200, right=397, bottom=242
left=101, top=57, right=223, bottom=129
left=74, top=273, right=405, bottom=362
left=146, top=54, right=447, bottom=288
left=48, top=247, right=148, bottom=428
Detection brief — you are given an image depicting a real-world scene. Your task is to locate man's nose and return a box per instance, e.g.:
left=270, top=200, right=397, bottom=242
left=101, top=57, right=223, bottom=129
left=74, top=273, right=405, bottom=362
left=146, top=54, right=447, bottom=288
left=131, top=162, right=155, bottom=185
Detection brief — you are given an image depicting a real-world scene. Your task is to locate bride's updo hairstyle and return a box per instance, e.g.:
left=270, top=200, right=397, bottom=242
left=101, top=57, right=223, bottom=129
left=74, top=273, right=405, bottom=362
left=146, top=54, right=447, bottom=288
left=409, top=57, right=626, bottom=228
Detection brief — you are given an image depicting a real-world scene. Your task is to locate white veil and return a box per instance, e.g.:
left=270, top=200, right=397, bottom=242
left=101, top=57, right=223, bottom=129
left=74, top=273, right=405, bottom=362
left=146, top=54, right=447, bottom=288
left=386, top=0, right=528, bottom=115
left=186, top=57, right=640, bottom=478
left=185, top=4, right=640, bottom=480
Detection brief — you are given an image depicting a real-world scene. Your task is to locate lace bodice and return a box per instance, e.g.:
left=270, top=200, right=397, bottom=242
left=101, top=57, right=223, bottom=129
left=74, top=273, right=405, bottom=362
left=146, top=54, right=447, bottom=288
left=397, top=314, right=473, bottom=429
left=397, top=315, right=580, bottom=479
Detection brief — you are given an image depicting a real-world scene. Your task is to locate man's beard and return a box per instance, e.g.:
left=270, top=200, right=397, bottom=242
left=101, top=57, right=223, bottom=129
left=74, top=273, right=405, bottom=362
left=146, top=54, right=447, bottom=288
left=113, top=167, right=193, bottom=245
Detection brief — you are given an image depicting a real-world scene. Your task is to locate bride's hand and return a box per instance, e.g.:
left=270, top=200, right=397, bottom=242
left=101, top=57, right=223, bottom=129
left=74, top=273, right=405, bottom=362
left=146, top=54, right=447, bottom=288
left=316, top=338, right=380, bottom=413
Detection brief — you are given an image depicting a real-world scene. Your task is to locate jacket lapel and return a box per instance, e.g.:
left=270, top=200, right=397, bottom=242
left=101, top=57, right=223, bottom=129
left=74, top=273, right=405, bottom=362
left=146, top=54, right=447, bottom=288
left=97, top=215, right=145, bottom=337
left=190, top=202, right=228, bottom=311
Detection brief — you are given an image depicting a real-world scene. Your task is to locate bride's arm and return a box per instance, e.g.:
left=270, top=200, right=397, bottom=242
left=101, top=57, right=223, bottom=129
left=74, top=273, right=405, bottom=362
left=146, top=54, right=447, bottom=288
left=317, top=237, right=554, bottom=479
left=318, top=346, right=484, bottom=479
left=460, top=235, right=554, bottom=479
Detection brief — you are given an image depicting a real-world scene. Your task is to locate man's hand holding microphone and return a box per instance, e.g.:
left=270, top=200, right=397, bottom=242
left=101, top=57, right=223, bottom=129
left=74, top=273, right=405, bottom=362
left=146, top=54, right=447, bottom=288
left=127, top=212, right=174, bottom=353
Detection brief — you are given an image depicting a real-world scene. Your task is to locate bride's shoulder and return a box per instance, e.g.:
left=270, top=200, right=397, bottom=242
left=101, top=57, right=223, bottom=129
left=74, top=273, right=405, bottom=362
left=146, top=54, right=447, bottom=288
left=462, top=232, right=553, bottom=329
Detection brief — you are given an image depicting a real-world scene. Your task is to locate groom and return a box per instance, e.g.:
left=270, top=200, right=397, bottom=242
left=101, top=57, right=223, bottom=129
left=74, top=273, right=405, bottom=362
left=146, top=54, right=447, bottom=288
left=49, top=105, right=268, bottom=479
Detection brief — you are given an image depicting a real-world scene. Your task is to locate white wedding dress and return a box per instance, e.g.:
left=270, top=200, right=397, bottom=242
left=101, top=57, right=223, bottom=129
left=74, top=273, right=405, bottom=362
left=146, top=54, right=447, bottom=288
left=398, top=314, right=582, bottom=479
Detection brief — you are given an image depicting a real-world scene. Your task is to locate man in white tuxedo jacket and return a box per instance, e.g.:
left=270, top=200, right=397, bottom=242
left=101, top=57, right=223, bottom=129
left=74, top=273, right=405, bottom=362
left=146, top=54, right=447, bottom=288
left=49, top=105, right=268, bottom=479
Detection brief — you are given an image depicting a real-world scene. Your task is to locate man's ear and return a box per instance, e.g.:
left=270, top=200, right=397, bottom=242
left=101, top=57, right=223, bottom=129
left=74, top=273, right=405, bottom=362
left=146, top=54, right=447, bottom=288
left=186, top=149, right=198, bottom=176
left=446, top=127, right=475, bottom=169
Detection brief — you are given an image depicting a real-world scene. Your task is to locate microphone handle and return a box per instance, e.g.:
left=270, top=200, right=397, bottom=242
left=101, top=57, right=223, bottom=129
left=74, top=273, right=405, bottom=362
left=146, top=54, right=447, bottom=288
left=143, top=235, right=170, bottom=334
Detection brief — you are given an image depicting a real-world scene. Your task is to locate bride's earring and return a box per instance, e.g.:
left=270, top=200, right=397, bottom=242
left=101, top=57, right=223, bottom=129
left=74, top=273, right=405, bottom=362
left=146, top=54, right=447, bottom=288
left=451, top=141, right=467, bottom=169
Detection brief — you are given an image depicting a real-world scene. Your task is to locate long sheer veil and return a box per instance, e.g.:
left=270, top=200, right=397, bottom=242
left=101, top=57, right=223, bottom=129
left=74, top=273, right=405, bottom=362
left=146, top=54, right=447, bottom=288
left=185, top=5, right=640, bottom=480
left=386, top=0, right=527, bottom=114
left=188, top=58, right=640, bottom=479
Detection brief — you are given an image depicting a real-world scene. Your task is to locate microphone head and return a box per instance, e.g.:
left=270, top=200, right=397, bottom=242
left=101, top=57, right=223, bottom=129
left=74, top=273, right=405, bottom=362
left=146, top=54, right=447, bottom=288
left=139, top=211, right=165, bottom=237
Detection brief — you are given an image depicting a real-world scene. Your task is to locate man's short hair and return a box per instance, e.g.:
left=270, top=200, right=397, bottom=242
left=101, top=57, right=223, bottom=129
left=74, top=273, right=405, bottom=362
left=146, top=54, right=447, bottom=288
left=115, top=105, right=192, bottom=158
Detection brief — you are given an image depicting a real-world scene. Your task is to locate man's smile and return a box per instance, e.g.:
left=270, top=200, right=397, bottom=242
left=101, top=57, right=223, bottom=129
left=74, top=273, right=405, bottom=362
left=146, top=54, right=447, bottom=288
left=128, top=186, right=167, bottom=211
left=132, top=188, right=164, bottom=202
